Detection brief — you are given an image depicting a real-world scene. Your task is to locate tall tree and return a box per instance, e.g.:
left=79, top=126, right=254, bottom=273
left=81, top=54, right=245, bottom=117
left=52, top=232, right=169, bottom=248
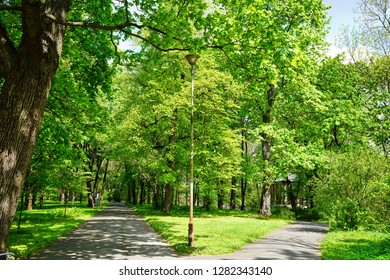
left=208, top=0, right=329, bottom=215
left=110, top=50, right=242, bottom=213
left=0, top=0, right=208, bottom=255
left=339, top=0, right=390, bottom=155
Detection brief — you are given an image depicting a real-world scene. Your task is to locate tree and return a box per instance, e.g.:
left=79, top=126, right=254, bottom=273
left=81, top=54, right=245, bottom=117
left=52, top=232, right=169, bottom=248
left=0, top=0, right=72, bottom=255
left=208, top=0, right=329, bottom=215
left=338, top=0, right=390, bottom=156
left=25, top=22, right=115, bottom=209
left=0, top=0, right=208, bottom=255
left=110, top=50, right=242, bottom=213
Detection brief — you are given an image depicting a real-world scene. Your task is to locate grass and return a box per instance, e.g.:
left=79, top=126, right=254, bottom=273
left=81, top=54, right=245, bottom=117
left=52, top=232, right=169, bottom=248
left=320, top=230, right=390, bottom=260
left=132, top=204, right=291, bottom=256
left=8, top=201, right=106, bottom=259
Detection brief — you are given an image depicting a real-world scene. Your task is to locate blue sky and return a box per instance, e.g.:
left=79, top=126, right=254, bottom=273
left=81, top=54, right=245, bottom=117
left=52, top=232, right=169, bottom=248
left=323, top=0, right=360, bottom=52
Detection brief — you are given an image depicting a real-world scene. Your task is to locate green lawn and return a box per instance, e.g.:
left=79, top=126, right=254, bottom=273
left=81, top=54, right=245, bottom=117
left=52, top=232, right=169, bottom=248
left=9, top=201, right=105, bottom=259
left=132, top=204, right=291, bottom=256
left=320, top=230, right=390, bottom=260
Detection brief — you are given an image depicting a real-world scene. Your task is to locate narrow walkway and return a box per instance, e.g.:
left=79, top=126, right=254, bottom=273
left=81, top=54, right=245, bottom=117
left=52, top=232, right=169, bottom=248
left=29, top=202, right=178, bottom=260
left=30, top=203, right=328, bottom=260
left=186, top=221, right=328, bottom=260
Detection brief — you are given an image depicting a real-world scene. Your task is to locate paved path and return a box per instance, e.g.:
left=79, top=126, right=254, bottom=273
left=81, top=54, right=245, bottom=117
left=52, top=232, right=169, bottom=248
left=186, top=221, right=328, bottom=260
left=30, top=203, right=328, bottom=260
left=30, top=203, right=178, bottom=260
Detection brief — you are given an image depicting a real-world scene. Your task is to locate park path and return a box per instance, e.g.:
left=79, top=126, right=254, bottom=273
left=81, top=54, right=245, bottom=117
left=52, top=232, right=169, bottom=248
left=29, top=202, right=178, bottom=260
left=186, top=221, right=328, bottom=260
left=30, top=203, right=328, bottom=260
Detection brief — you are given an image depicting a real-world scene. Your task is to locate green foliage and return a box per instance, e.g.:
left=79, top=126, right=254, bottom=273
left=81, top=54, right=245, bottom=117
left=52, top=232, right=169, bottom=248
left=271, top=206, right=296, bottom=220
left=110, top=50, right=243, bottom=208
left=315, top=147, right=390, bottom=231
left=26, top=17, right=116, bottom=199
left=321, top=230, right=390, bottom=260
left=294, top=207, right=322, bottom=221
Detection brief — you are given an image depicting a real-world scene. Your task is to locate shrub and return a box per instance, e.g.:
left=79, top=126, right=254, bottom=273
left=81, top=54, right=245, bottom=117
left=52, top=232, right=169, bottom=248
left=315, top=147, right=390, bottom=231
left=294, top=207, right=322, bottom=221
left=271, top=206, right=296, bottom=220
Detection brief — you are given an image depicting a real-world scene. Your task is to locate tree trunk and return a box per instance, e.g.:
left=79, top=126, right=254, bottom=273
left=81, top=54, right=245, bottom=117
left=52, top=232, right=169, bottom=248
left=92, top=154, right=103, bottom=201
left=230, top=177, right=237, bottom=210
left=100, top=159, right=109, bottom=207
left=162, top=108, right=178, bottom=213
left=139, top=179, right=145, bottom=205
left=131, top=180, right=137, bottom=205
left=286, top=179, right=297, bottom=211
left=39, top=195, right=44, bottom=209
left=86, top=180, right=94, bottom=207
left=259, top=84, right=275, bottom=216
left=26, top=185, right=34, bottom=211
left=241, top=137, right=248, bottom=211
left=241, top=178, right=247, bottom=210
left=162, top=184, right=174, bottom=213
left=261, top=185, right=272, bottom=215
left=152, top=179, right=160, bottom=209
left=0, top=0, right=71, bottom=254
left=217, top=188, right=224, bottom=209
left=60, top=187, right=66, bottom=204
left=71, top=192, right=76, bottom=205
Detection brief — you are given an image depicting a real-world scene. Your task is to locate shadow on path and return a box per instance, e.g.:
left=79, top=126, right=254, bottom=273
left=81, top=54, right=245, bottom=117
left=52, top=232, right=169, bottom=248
left=30, top=203, right=328, bottom=260
left=186, top=221, right=328, bottom=260
left=29, top=203, right=178, bottom=260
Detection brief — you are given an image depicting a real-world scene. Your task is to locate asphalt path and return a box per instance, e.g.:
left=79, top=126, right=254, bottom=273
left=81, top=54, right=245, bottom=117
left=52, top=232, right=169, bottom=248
left=30, top=202, right=328, bottom=260
left=30, top=202, right=178, bottom=260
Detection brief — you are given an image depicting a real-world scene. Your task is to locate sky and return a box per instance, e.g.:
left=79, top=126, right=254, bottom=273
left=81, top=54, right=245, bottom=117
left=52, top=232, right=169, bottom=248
left=322, top=0, right=360, bottom=55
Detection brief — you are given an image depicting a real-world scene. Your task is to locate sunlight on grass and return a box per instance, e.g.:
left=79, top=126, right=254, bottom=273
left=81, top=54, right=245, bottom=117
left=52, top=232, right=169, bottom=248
left=133, top=205, right=290, bottom=256
left=320, top=230, right=390, bottom=260
left=9, top=201, right=105, bottom=259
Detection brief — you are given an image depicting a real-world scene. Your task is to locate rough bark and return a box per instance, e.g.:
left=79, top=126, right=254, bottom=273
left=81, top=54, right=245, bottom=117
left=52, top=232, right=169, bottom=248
left=259, top=84, right=275, bottom=216
left=0, top=0, right=71, bottom=254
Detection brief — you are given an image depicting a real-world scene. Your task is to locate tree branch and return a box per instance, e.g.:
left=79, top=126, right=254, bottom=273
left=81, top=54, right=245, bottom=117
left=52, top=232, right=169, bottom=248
left=0, top=25, right=17, bottom=76
left=122, top=30, right=190, bottom=52
left=45, top=13, right=142, bottom=30
left=45, top=12, right=190, bottom=52
left=0, top=5, right=23, bottom=12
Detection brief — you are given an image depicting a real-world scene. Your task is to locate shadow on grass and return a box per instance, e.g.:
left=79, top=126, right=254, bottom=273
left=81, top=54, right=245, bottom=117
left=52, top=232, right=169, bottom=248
left=9, top=204, right=102, bottom=259
left=174, top=243, right=201, bottom=255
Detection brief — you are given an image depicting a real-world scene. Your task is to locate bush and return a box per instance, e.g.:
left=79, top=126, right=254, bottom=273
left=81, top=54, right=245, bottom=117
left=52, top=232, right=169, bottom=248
left=294, top=207, right=322, bottom=221
left=315, top=147, right=390, bottom=231
left=271, top=206, right=296, bottom=220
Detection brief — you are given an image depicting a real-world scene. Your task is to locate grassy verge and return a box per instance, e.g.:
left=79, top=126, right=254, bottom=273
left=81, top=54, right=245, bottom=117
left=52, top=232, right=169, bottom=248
left=320, top=230, right=390, bottom=260
left=132, top=204, right=291, bottom=256
left=9, top=201, right=106, bottom=259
